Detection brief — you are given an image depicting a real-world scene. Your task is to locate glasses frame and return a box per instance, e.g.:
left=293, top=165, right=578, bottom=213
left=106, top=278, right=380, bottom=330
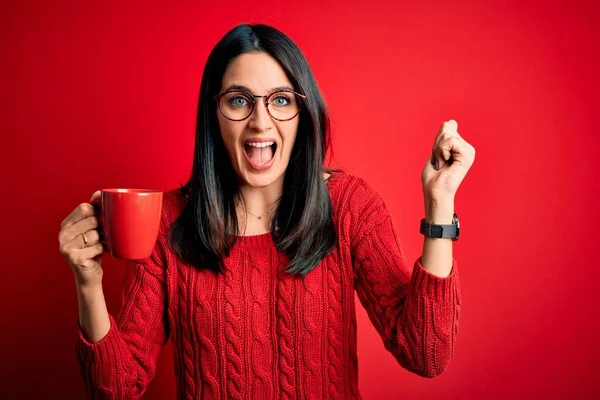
left=213, top=89, right=308, bottom=122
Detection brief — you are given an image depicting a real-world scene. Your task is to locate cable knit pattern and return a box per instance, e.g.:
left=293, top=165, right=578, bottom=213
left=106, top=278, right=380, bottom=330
left=276, top=256, right=297, bottom=400
left=326, top=255, right=345, bottom=399
left=301, top=257, right=324, bottom=399
left=248, top=250, right=274, bottom=398
left=193, top=269, right=220, bottom=400
left=74, top=171, right=462, bottom=399
left=223, top=254, right=245, bottom=399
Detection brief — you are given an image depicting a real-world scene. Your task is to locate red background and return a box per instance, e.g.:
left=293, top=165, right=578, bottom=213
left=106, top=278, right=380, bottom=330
left=2, top=0, right=599, bottom=398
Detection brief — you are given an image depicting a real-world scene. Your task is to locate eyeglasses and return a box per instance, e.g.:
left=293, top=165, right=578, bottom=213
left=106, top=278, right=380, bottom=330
left=213, top=89, right=307, bottom=122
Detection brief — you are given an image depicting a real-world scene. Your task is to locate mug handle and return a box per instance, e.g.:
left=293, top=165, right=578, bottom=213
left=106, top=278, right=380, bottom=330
left=89, top=190, right=107, bottom=249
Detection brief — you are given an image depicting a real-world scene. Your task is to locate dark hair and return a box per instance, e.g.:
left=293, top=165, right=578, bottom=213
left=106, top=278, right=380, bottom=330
left=169, top=23, right=336, bottom=277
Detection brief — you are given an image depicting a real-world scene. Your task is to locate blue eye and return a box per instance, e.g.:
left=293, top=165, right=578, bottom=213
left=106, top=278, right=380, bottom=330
left=271, top=94, right=292, bottom=107
left=229, top=96, right=248, bottom=108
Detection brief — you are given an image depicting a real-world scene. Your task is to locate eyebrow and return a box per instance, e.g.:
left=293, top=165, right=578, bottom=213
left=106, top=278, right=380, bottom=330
left=222, top=84, right=295, bottom=94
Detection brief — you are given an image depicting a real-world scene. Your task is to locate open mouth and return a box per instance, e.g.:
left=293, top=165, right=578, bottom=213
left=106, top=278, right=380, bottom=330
left=243, top=140, right=278, bottom=171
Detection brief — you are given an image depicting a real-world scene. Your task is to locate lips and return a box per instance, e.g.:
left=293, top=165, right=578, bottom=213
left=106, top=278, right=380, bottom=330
left=243, top=138, right=278, bottom=171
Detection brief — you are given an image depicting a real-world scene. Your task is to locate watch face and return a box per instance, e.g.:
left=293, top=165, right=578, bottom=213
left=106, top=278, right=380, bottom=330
left=453, top=213, right=460, bottom=240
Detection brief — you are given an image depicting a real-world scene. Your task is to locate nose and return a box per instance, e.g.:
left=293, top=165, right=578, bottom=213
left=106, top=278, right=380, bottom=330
left=247, top=97, right=272, bottom=132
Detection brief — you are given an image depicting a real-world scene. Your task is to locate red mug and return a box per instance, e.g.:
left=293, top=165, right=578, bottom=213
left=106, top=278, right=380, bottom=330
left=93, top=189, right=163, bottom=260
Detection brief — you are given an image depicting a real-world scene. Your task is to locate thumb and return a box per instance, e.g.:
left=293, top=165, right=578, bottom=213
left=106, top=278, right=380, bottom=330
left=447, top=119, right=458, bottom=131
left=90, top=190, right=101, bottom=204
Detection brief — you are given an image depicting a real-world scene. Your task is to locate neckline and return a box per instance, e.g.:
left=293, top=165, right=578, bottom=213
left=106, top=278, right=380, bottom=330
left=229, top=170, right=344, bottom=247
left=229, top=231, right=274, bottom=248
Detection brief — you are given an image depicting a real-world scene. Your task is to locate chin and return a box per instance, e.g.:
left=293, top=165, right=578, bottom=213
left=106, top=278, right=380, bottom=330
left=241, top=171, right=283, bottom=188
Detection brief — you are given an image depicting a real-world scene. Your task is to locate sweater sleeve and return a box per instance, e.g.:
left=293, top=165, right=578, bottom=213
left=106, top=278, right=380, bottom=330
left=350, top=178, right=461, bottom=378
left=75, top=209, right=170, bottom=399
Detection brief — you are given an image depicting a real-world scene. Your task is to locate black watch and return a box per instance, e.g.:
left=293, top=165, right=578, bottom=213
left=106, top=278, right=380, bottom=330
left=420, top=212, right=460, bottom=241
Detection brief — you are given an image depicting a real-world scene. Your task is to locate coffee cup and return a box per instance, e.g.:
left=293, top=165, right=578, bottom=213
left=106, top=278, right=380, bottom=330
left=92, top=189, right=163, bottom=260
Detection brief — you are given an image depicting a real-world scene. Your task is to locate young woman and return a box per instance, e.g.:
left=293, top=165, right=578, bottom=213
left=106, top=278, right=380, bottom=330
left=58, top=23, right=475, bottom=400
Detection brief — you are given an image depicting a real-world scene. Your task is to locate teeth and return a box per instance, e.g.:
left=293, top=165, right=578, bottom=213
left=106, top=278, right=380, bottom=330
left=246, top=141, right=274, bottom=148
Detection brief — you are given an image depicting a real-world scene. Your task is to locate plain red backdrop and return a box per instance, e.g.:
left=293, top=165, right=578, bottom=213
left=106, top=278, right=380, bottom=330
left=2, top=0, right=599, bottom=398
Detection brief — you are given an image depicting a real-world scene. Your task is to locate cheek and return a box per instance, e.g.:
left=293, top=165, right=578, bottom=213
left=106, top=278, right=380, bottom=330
left=281, top=122, right=299, bottom=156
left=218, top=121, right=241, bottom=157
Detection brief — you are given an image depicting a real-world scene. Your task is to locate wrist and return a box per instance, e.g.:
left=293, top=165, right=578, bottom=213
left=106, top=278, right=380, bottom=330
left=75, top=280, right=103, bottom=295
left=424, top=200, right=454, bottom=224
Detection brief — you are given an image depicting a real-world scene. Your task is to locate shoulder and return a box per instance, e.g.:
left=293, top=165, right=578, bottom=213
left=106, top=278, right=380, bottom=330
left=158, top=186, right=188, bottom=230
left=327, top=170, right=385, bottom=212
left=327, top=170, right=390, bottom=243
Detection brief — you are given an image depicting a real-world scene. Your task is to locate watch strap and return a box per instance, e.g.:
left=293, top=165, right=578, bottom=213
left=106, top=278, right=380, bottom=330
left=420, top=213, right=459, bottom=240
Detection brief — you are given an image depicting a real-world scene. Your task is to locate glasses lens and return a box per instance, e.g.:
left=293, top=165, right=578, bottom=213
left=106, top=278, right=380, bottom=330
left=268, top=91, right=300, bottom=120
left=219, top=91, right=254, bottom=120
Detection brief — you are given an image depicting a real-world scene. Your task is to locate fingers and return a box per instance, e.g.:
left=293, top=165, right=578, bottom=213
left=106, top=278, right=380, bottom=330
left=59, top=215, right=100, bottom=247
left=432, top=119, right=460, bottom=170
left=438, top=135, right=460, bottom=168
left=80, top=229, right=102, bottom=249
left=61, top=202, right=95, bottom=230
left=60, top=191, right=101, bottom=230
left=433, top=120, right=459, bottom=149
left=66, top=242, right=105, bottom=267
left=59, top=228, right=103, bottom=257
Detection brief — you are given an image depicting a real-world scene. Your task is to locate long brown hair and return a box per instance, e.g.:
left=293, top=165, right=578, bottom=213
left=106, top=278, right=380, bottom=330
left=170, top=23, right=336, bottom=277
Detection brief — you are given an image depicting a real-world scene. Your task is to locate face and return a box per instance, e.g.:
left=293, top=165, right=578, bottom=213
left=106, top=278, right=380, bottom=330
left=217, top=52, right=300, bottom=188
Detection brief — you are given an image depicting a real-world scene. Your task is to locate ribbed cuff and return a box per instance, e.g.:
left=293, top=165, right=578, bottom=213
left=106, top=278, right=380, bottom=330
left=411, top=256, right=459, bottom=302
left=75, top=314, right=121, bottom=394
left=76, top=314, right=117, bottom=349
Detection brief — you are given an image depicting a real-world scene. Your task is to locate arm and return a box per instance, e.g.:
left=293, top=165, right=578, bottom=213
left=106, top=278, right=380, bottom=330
left=76, top=283, right=110, bottom=344
left=351, top=181, right=461, bottom=378
left=421, top=198, right=455, bottom=278
left=75, top=216, right=170, bottom=399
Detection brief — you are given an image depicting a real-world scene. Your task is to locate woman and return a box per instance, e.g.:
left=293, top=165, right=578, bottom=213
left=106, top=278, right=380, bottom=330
left=58, top=23, right=475, bottom=399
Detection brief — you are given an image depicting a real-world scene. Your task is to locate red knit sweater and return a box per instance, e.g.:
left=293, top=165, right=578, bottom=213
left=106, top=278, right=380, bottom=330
left=75, top=171, right=461, bottom=399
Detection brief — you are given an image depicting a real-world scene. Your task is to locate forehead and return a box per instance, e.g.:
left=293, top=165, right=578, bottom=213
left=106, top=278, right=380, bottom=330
left=221, top=52, right=293, bottom=92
